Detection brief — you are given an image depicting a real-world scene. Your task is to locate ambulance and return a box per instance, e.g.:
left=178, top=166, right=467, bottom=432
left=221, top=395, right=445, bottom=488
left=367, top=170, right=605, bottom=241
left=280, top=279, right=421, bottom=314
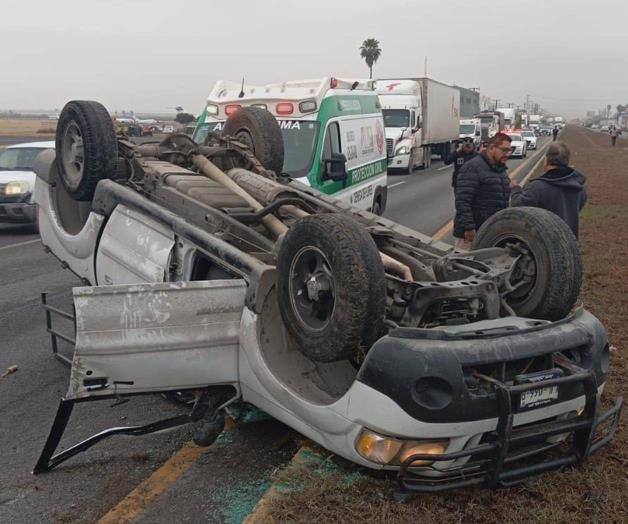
left=193, top=77, right=388, bottom=214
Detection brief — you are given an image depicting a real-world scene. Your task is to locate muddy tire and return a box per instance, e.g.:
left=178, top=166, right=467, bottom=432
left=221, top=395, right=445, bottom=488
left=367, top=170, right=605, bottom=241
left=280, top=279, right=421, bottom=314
left=222, top=107, right=284, bottom=176
left=472, top=206, right=582, bottom=320
left=55, top=101, right=118, bottom=201
left=277, top=214, right=386, bottom=362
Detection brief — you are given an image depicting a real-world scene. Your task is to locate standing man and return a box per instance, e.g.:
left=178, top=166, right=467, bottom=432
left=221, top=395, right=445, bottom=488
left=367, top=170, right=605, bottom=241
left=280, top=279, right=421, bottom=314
left=453, top=133, right=513, bottom=249
left=610, top=126, right=619, bottom=147
left=552, top=126, right=559, bottom=142
left=444, top=137, right=478, bottom=188
left=510, top=142, right=587, bottom=238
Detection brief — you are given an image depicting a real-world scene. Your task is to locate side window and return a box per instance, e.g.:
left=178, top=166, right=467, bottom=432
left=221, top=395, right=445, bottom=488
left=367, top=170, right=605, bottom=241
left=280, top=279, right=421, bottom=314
left=323, top=122, right=341, bottom=158
left=190, top=252, right=237, bottom=281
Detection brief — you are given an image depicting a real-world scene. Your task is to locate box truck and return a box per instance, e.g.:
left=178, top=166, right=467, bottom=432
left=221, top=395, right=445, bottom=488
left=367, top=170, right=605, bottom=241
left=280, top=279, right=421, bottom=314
left=375, top=78, right=460, bottom=171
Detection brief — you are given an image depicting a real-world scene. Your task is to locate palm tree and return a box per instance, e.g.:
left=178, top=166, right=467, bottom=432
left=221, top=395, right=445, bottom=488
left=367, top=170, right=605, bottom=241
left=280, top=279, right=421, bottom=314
left=359, top=39, right=382, bottom=79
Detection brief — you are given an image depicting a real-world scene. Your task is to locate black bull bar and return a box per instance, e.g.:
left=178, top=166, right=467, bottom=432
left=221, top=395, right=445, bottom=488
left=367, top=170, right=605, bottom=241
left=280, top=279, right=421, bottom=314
left=398, top=369, right=623, bottom=493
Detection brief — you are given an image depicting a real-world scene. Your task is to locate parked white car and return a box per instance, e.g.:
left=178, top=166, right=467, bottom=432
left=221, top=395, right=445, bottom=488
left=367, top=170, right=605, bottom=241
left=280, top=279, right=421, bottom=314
left=507, top=133, right=528, bottom=158
left=521, top=130, right=537, bottom=150
left=0, top=141, right=55, bottom=231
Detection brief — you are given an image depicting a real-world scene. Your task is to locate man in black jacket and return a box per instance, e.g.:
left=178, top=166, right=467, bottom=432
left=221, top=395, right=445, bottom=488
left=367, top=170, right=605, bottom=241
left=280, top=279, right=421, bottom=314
left=453, top=133, right=512, bottom=249
left=511, top=142, right=587, bottom=238
left=445, top=138, right=478, bottom=188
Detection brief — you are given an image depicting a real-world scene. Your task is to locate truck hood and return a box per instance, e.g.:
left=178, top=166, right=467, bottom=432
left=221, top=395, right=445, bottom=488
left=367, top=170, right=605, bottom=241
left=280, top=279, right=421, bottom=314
left=385, top=128, right=408, bottom=142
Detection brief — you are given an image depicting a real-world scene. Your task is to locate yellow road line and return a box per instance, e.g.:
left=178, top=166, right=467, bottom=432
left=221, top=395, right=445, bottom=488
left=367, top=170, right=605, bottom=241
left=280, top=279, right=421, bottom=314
left=97, top=442, right=208, bottom=524
left=432, top=141, right=551, bottom=241
left=97, top=418, right=235, bottom=524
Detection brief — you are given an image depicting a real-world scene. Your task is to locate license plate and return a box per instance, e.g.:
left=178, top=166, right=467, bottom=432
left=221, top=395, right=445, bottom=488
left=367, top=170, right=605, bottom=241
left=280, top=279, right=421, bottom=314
left=520, top=386, right=559, bottom=409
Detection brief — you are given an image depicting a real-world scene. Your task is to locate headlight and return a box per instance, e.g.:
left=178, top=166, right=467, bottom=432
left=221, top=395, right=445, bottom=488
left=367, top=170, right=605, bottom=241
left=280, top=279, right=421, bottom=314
left=395, top=145, right=409, bottom=155
left=4, top=181, right=30, bottom=195
left=355, top=428, right=449, bottom=466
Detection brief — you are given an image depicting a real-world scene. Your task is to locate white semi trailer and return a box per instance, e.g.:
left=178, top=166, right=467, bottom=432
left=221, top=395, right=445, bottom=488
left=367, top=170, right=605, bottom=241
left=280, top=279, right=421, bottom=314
left=375, top=78, right=460, bottom=171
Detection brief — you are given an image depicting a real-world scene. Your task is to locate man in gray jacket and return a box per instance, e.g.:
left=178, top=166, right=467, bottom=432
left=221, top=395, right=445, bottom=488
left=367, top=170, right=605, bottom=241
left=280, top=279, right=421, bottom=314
left=510, top=142, right=587, bottom=238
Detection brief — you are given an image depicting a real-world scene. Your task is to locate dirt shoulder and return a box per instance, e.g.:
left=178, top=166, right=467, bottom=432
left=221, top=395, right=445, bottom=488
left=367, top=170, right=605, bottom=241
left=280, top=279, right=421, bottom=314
left=0, top=118, right=56, bottom=137
left=258, top=125, right=628, bottom=524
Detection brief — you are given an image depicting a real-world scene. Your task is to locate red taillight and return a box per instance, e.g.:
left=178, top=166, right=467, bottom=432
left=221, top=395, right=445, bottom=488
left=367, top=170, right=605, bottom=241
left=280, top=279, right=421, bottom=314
left=225, top=104, right=241, bottom=116
left=276, top=102, right=294, bottom=115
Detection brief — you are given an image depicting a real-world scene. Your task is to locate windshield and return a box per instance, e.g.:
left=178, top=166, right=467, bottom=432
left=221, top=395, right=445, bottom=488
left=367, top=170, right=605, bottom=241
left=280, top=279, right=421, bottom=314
left=0, top=147, right=46, bottom=171
left=459, top=124, right=476, bottom=134
left=508, top=134, right=522, bottom=141
left=382, top=109, right=410, bottom=128
left=193, top=120, right=320, bottom=176
left=522, top=131, right=535, bottom=137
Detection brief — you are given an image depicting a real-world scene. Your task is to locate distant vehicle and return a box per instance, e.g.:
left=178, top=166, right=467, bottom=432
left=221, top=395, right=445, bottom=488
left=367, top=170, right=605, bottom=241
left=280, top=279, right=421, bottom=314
left=497, top=107, right=516, bottom=130
left=474, top=111, right=504, bottom=141
left=600, top=125, right=609, bottom=132
left=506, top=132, right=527, bottom=158
left=590, top=124, right=600, bottom=130
left=458, top=118, right=481, bottom=148
left=521, top=130, right=537, bottom=150
left=0, top=141, right=55, bottom=232
left=193, top=77, right=387, bottom=214
left=163, top=125, right=175, bottom=134
left=375, top=77, right=460, bottom=171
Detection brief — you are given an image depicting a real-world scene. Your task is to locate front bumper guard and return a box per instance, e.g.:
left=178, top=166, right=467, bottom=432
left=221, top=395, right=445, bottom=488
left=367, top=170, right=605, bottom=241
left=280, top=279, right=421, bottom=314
left=398, top=369, right=623, bottom=493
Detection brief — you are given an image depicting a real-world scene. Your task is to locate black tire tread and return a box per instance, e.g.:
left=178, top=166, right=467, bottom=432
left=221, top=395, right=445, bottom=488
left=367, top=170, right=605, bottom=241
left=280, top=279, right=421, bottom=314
left=222, top=107, right=284, bottom=176
left=473, top=206, right=581, bottom=320
left=56, top=100, right=118, bottom=201
left=277, top=214, right=386, bottom=362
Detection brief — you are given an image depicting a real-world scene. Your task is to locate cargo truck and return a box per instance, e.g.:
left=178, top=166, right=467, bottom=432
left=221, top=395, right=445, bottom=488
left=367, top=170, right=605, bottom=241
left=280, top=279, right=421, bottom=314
left=497, top=107, right=516, bottom=130
left=474, top=111, right=504, bottom=142
left=375, top=78, right=460, bottom=171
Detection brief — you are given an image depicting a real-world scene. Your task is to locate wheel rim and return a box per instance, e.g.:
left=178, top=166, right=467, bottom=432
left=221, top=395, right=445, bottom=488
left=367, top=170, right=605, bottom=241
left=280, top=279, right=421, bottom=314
left=288, top=246, right=336, bottom=332
left=493, top=234, right=539, bottom=307
left=61, top=121, right=85, bottom=190
left=234, top=128, right=255, bottom=154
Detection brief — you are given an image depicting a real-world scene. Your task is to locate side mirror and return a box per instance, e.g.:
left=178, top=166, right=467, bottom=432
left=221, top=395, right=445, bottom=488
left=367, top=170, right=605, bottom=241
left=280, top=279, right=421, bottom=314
left=323, top=152, right=348, bottom=183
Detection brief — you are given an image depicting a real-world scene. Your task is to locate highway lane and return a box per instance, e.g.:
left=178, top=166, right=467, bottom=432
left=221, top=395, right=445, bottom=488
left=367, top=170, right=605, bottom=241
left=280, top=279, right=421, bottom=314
left=385, top=137, right=550, bottom=237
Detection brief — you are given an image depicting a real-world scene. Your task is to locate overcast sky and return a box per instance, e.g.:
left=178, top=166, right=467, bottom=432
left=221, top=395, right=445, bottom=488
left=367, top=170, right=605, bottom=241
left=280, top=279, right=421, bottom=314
left=2, top=0, right=626, bottom=118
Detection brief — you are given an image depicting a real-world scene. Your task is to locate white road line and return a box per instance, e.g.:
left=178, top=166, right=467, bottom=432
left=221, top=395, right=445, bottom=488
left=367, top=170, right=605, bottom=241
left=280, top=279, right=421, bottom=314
left=389, top=181, right=406, bottom=189
left=0, top=238, right=40, bottom=252
left=438, top=165, right=452, bottom=171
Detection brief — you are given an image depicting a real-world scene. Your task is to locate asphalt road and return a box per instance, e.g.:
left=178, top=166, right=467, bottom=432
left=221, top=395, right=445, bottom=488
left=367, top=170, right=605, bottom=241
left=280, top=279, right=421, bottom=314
left=0, top=138, right=548, bottom=523
left=385, top=137, right=551, bottom=239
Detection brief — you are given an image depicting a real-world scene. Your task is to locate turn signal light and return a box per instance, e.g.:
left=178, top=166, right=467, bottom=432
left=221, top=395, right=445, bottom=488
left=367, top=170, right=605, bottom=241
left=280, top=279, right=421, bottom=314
left=355, top=428, right=449, bottom=466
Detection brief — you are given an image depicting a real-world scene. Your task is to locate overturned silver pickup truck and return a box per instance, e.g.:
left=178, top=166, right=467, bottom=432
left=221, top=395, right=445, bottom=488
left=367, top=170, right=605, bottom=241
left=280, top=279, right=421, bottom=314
left=33, top=100, right=621, bottom=493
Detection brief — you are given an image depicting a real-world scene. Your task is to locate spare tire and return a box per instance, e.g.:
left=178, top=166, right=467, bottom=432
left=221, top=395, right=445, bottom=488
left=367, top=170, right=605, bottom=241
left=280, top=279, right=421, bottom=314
left=472, top=207, right=582, bottom=320
left=277, top=214, right=386, bottom=362
left=56, top=101, right=118, bottom=201
left=222, top=107, right=284, bottom=176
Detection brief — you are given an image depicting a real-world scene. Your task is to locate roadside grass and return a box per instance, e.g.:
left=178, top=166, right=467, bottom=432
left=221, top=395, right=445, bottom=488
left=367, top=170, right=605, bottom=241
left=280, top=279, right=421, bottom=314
left=0, top=118, right=56, bottom=136
left=257, top=125, right=628, bottom=523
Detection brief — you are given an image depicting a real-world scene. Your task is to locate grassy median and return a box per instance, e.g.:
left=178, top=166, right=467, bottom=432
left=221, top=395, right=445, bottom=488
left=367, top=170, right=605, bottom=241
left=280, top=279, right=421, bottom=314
left=258, top=126, right=628, bottom=524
